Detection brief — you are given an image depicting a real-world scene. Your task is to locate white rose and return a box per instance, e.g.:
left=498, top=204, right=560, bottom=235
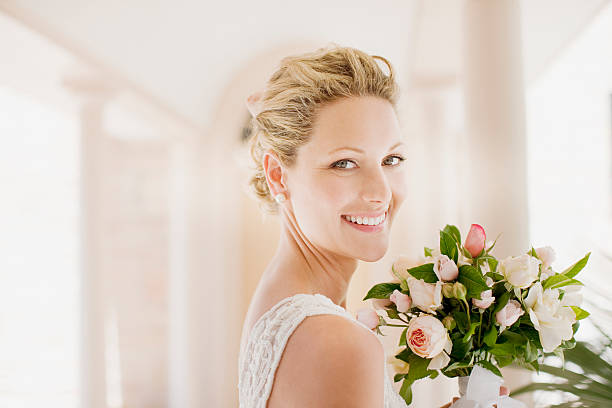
left=560, top=285, right=583, bottom=308
left=535, top=246, right=556, bottom=272
left=392, top=255, right=419, bottom=281
left=405, top=314, right=453, bottom=370
left=524, top=281, right=576, bottom=352
left=499, top=254, right=541, bottom=289
left=432, top=254, right=459, bottom=281
left=407, top=277, right=443, bottom=314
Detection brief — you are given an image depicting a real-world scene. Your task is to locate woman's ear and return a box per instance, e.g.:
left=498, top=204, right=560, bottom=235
left=262, top=150, right=287, bottom=196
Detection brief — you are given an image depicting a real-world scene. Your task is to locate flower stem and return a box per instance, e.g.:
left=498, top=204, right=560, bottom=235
left=477, top=312, right=483, bottom=346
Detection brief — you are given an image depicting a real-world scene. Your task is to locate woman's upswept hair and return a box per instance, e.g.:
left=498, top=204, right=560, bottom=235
left=246, top=43, right=400, bottom=215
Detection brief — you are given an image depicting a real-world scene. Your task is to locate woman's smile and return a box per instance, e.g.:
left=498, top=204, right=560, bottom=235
left=341, top=210, right=388, bottom=232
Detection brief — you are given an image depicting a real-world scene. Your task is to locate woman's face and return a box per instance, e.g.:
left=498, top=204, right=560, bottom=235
left=284, top=95, right=409, bottom=262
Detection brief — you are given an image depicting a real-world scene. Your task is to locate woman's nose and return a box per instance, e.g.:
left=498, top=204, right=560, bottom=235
left=360, top=167, right=392, bottom=204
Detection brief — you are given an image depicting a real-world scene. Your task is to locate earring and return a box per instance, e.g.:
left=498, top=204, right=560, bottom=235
left=274, top=192, right=286, bottom=203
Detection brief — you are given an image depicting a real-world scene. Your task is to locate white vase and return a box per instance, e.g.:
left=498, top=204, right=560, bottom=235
left=457, top=375, right=469, bottom=397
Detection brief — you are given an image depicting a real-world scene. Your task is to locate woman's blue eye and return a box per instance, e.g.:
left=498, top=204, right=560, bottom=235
left=331, top=155, right=406, bottom=169
left=331, top=159, right=357, bottom=169
left=384, top=155, right=406, bottom=166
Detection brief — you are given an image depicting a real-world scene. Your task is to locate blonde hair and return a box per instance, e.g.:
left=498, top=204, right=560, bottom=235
left=246, top=43, right=400, bottom=215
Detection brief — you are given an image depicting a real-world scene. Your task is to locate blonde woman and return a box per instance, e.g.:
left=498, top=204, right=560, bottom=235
left=237, top=44, right=505, bottom=407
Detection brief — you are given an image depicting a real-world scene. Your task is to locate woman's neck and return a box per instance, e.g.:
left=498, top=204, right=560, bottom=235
left=265, top=226, right=358, bottom=309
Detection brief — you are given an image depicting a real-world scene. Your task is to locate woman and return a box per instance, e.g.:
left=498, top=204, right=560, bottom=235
left=237, top=44, right=506, bottom=407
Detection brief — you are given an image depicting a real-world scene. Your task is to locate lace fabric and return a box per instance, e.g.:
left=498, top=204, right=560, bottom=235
left=238, top=293, right=409, bottom=407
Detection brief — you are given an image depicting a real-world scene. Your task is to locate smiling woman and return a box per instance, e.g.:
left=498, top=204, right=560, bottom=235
left=237, top=43, right=423, bottom=408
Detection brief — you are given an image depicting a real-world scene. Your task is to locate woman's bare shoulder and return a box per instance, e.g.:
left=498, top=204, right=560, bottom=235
left=268, top=313, right=384, bottom=407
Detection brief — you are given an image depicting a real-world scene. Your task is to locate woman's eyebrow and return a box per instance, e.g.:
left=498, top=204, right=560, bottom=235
left=327, top=141, right=405, bottom=155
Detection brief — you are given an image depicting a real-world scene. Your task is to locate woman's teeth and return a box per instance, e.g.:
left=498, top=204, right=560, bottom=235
left=343, top=212, right=386, bottom=226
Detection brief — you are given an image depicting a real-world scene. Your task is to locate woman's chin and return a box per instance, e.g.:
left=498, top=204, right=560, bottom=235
left=355, top=244, right=389, bottom=262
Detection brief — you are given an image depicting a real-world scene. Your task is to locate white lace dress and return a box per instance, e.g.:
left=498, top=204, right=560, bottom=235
left=238, top=293, right=409, bottom=407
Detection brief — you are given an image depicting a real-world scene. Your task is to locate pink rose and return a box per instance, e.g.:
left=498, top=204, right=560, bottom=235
left=406, top=315, right=452, bottom=370
left=406, top=315, right=447, bottom=358
left=432, top=254, right=459, bottom=281
left=371, top=297, right=393, bottom=310
left=356, top=308, right=380, bottom=330
left=472, top=289, right=495, bottom=309
left=495, top=299, right=524, bottom=328
left=389, top=289, right=412, bottom=313
left=472, top=277, right=495, bottom=309
left=464, top=224, right=486, bottom=258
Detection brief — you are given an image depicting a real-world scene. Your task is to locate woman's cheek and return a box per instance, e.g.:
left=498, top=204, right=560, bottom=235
left=390, top=170, right=409, bottom=206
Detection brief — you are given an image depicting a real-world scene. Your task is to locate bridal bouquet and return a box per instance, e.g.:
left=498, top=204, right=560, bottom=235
left=358, top=224, right=590, bottom=407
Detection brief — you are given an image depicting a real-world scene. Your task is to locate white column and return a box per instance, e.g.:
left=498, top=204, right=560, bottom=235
left=168, top=142, right=188, bottom=408
left=462, top=0, right=532, bottom=404
left=63, top=76, right=116, bottom=408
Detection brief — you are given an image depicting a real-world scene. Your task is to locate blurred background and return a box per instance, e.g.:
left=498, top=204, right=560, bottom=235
left=1, top=0, right=611, bottom=407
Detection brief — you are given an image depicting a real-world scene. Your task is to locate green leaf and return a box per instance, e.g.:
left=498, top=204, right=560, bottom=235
left=443, top=224, right=462, bottom=247
left=542, top=274, right=584, bottom=290
left=483, top=325, right=498, bottom=347
left=519, top=326, right=543, bottom=349
left=399, top=328, right=408, bottom=346
left=463, top=321, right=481, bottom=343
left=399, top=378, right=413, bottom=405
left=440, top=229, right=459, bottom=264
left=476, top=360, right=502, bottom=377
left=495, top=355, right=514, bottom=368
left=394, top=373, right=406, bottom=382
left=444, top=360, right=472, bottom=372
left=450, top=333, right=472, bottom=360
left=493, top=291, right=511, bottom=314
left=487, top=258, right=499, bottom=274
left=395, top=347, right=414, bottom=364
left=554, top=348, right=565, bottom=368
left=386, top=308, right=400, bottom=320
left=500, top=330, right=527, bottom=345
left=454, top=311, right=469, bottom=334
left=362, top=282, right=402, bottom=301
left=406, top=353, right=436, bottom=384
left=570, top=306, right=590, bottom=320
left=561, top=338, right=577, bottom=350
left=488, top=342, right=516, bottom=356
left=561, top=252, right=591, bottom=279
left=460, top=245, right=474, bottom=261
left=525, top=340, right=538, bottom=362
left=484, top=233, right=502, bottom=255
left=406, top=263, right=438, bottom=283
left=458, top=265, right=489, bottom=300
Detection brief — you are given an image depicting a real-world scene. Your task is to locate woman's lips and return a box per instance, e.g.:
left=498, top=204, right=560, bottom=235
left=341, top=211, right=387, bottom=233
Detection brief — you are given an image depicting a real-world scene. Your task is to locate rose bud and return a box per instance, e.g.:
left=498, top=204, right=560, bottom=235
left=442, top=315, right=456, bottom=331
left=452, top=282, right=467, bottom=300
left=464, top=224, right=486, bottom=258
left=389, top=289, right=412, bottom=313
left=356, top=308, right=380, bottom=330
left=371, top=297, right=393, bottom=310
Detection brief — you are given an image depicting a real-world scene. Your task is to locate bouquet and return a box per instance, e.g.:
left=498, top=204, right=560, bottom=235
left=358, top=224, right=590, bottom=407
